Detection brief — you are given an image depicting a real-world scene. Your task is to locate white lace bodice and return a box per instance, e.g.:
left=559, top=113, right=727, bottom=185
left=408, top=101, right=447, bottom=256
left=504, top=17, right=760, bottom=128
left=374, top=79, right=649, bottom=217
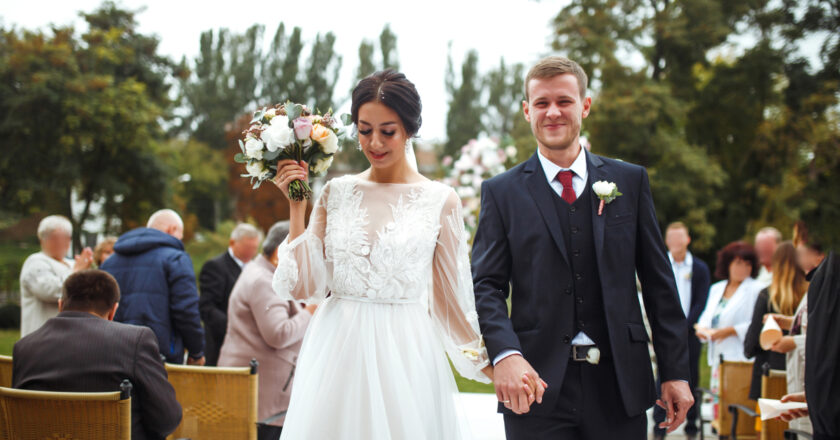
left=272, top=174, right=490, bottom=381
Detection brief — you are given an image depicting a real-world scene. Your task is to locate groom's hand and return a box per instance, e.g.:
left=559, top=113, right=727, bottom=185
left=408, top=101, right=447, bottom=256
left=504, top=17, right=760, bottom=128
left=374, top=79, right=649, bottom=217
left=494, top=354, right=547, bottom=414
left=657, top=380, right=694, bottom=433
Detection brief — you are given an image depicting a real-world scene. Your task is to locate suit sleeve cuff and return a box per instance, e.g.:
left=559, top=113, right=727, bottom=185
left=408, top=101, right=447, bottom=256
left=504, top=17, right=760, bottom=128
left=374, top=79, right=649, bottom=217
left=493, top=349, right=522, bottom=366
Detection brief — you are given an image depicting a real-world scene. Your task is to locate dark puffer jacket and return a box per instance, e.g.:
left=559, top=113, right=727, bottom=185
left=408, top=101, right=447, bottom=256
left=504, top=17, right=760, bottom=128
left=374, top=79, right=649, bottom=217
left=101, top=227, right=204, bottom=363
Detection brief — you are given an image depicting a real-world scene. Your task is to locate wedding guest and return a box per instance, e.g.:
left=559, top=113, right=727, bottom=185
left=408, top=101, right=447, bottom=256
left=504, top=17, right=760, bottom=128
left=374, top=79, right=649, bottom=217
left=777, top=224, right=838, bottom=440
left=13, top=270, right=181, bottom=440
left=199, top=223, right=262, bottom=366
left=101, top=209, right=205, bottom=365
left=743, top=241, right=807, bottom=400
left=20, top=215, right=93, bottom=337
left=769, top=222, right=827, bottom=434
left=218, top=221, right=315, bottom=438
left=653, top=222, right=710, bottom=440
left=755, top=227, right=782, bottom=287
left=93, top=236, right=117, bottom=266
left=696, top=241, right=762, bottom=407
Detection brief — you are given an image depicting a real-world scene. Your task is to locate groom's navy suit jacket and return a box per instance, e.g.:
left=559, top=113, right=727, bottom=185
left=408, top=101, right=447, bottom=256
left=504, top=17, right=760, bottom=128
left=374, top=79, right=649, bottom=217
left=472, top=150, right=689, bottom=417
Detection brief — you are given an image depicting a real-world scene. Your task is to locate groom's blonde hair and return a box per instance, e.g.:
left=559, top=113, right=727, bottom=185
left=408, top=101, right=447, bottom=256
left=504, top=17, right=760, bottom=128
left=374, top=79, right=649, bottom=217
left=525, top=56, right=588, bottom=102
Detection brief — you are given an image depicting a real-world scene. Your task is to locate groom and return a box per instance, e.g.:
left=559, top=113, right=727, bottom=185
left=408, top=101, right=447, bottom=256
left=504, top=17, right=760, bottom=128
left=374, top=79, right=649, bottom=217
left=472, top=56, right=693, bottom=439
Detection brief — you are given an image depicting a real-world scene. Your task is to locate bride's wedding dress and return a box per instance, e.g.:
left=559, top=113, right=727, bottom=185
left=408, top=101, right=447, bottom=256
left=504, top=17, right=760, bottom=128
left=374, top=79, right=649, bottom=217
left=272, top=174, right=490, bottom=439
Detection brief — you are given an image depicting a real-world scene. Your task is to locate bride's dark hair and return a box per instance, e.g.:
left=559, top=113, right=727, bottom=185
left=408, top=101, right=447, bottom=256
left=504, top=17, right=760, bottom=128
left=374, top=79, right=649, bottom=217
left=351, top=69, right=422, bottom=137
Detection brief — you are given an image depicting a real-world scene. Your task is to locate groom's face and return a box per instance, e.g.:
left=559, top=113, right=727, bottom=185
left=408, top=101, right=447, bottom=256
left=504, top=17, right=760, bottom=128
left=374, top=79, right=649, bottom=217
left=523, top=74, right=591, bottom=152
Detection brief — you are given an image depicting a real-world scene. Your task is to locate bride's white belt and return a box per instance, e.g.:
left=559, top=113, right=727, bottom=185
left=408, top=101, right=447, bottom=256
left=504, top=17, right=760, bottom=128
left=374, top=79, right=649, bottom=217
left=331, top=293, right=423, bottom=305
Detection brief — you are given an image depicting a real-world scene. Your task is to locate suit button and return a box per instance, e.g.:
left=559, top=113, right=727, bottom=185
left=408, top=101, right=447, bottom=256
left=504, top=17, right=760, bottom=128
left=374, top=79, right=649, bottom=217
left=563, top=335, right=571, bottom=344
left=571, top=226, right=580, bottom=234
left=575, top=273, right=582, bottom=280
left=570, top=206, right=577, bottom=213
left=573, top=249, right=581, bottom=257
left=564, top=288, right=572, bottom=295
left=576, top=297, right=583, bottom=304
left=578, top=320, right=585, bottom=328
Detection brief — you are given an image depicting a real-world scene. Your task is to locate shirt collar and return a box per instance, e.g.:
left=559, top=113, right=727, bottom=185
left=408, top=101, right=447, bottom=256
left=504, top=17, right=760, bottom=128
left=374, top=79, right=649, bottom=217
left=669, top=251, right=693, bottom=267
left=228, top=248, right=245, bottom=268
left=537, top=145, right=588, bottom=184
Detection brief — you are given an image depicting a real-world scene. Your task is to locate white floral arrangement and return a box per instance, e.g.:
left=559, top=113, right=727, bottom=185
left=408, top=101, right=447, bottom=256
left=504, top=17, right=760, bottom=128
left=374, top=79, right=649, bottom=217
left=441, top=137, right=517, bottom=234
left=235, top=101, right=348, bottom=200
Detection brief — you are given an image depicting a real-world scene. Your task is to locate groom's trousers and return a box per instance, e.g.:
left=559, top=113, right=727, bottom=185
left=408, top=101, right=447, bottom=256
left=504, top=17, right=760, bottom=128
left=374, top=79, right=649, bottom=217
left=503, top=357, right=647, bottom=440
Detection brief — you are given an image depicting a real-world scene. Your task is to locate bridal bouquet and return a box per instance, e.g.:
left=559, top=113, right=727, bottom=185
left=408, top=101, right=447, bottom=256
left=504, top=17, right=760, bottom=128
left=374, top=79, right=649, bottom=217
left=235, top=101, right=348, bottom=201
left=441, top=137, right=517, bottom=234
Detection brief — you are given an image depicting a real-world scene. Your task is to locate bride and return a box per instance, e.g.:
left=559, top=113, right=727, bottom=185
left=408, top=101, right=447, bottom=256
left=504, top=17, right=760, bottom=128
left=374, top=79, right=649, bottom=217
left=271, top=70, right=495, bottom=439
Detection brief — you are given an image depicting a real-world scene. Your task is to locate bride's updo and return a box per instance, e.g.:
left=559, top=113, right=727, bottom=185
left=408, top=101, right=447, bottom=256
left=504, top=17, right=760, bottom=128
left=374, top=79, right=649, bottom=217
left=351, top=70, right=422, bottom=137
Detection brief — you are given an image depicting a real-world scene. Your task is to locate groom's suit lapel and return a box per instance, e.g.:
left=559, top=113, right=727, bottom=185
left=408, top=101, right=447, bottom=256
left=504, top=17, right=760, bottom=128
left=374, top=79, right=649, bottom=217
left=587, top=150, right=607, bottom=264
left=523, top=153, right=570, bottom=268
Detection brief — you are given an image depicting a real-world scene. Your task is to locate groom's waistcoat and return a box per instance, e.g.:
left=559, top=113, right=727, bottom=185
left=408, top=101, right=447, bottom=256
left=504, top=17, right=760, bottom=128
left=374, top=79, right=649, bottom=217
left=549, top=182, right=611, bottom=354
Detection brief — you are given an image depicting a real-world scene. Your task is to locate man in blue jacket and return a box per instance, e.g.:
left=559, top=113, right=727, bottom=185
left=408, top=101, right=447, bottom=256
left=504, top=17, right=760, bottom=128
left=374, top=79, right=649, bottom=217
left=102, top=209, right=205, bottom=365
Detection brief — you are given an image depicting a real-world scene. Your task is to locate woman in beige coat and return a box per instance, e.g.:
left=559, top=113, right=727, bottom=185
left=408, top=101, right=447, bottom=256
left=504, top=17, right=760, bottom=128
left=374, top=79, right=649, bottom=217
left=218, top=221, right=316, bottom=437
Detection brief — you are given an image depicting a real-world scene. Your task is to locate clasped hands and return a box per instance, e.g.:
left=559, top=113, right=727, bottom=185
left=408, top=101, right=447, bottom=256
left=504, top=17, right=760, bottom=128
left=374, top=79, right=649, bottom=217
left=493, top=354, right=548, bottom=414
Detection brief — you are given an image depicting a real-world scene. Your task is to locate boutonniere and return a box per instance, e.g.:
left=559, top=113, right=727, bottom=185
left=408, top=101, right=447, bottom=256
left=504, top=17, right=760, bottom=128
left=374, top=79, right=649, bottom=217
left=685, top=272, right=693, bottom=281
left=592, top=181, right=622, bottom=216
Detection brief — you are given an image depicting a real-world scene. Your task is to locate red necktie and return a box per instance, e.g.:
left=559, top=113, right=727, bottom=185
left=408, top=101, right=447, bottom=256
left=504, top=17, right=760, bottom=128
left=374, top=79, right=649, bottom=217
left=556, top=170, right=577, bottom=204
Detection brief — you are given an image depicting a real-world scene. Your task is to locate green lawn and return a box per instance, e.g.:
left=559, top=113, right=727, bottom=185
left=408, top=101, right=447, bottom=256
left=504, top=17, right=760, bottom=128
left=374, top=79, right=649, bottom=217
left=0, top=329, right=19, bottom=356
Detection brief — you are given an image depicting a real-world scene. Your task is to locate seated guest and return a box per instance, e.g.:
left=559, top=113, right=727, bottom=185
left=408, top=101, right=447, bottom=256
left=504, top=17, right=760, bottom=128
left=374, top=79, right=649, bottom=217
left=93, top=236, right=118, bottom=266
left=101, top=209, right=205, bottom=365
left=13, top=270, right=181, bottom=440
left=696, top=241, right=763, bottom=411
left=199, top=223, right=262, bottom=366
left=218, top=221, right=316, bottom=438
left=20, top=215, right=93, bottom=337
left=744, top=241, right=807, bottom=400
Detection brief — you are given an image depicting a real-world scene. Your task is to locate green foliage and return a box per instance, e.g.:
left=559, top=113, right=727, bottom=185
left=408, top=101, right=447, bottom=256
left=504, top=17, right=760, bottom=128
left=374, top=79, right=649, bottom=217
left=0, top=2, right=174, bottom=249
left=0, top=303, right=21, bottom=330
left=0, top=329, right=19, bottom=356
left=444, top=49, right=484, bottom=157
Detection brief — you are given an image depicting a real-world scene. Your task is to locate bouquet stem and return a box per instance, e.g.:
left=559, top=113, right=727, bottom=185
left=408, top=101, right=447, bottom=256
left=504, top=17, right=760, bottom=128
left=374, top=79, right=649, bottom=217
left=288, top=179, right=312, bottom=201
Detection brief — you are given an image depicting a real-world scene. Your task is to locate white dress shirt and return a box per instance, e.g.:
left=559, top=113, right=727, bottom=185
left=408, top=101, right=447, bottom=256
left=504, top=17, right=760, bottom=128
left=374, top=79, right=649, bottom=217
left=669, top=251, right=694, bottom=318
left=494, top=146, right=594, bottom=365
left=228, top=248, right=245, bottom=269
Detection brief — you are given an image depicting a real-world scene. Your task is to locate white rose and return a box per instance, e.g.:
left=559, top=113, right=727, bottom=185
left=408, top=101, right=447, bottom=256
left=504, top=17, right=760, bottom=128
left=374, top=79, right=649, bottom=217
left=312, top=156, right=334, bottom=175
left=246, top=161, right=269, bottom=179
left=262, top=115, right=293, bottom=152
left=592, top=180, right=616, bottom=197
left=321, top=130, right=339, bottom=154
left=244, top=138, right=265, bottom=160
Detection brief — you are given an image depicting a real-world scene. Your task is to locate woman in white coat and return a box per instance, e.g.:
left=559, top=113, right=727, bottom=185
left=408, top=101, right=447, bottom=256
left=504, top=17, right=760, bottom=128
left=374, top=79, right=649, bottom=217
left=696, top=241, right=762, bottom=410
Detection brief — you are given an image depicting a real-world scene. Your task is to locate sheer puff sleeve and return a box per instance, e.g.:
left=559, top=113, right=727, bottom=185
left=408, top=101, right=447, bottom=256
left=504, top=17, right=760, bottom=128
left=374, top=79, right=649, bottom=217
left=272, top=182, right=331, bottom=304
left=431, top=188, right=491, bottom=383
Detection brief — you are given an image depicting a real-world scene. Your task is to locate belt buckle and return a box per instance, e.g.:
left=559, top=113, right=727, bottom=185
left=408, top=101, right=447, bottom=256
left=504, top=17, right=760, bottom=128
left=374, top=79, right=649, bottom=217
left=572, top=345, right=601, bottom=365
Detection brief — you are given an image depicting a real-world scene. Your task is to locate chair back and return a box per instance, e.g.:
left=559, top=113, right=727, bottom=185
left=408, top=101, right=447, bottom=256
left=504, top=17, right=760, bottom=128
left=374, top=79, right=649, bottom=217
left=0, top=355, right=11, bottom=388
left=717, top=359, right=756, bottom=437
left=761, top=366, right=789, bottom=440
left=0, top=380, right=131, bottom=440
left=165, top=360, right=258, bottom=440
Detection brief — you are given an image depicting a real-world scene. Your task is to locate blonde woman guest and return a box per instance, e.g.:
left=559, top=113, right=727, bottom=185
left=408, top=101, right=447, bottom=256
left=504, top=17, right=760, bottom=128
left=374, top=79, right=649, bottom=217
left=743, top=241, right=807, bottom=400
left=20, top=215, right=93, bottom=336
left=93, top=236, right=117, bottom=267
left=696, top=241, right=763, bottom=409
left=218, top=221, right=315, bottom=438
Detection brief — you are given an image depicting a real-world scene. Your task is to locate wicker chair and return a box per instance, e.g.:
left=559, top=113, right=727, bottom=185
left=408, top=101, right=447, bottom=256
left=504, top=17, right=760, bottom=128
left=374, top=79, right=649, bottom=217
left=0, top=379, right=132, bottom=440
left=760, top=365, right=788, bottom=440
left=165, top=360, right=258, bottom=440
left=0, top=355, right=11, bottom=388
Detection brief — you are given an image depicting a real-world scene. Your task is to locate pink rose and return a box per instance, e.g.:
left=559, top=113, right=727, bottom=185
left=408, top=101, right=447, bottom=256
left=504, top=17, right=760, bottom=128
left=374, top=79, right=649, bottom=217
left=293, top=117, right=313, bottom=141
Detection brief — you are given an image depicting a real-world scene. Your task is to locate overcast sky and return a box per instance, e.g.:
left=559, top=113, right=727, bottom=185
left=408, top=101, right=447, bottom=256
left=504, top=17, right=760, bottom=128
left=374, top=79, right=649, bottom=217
left=1, top=0, right=569, bottom=141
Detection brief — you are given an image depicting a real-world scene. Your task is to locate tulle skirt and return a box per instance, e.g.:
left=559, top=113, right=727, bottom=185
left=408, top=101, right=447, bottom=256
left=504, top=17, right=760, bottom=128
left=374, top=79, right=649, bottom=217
left=279, top=295, right=472, bottom=440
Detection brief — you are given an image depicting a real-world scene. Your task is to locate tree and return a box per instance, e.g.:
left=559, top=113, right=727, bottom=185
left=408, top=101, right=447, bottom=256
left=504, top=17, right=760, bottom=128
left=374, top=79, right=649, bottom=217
left=355, top=40, right=376, bottom=82
left=444, top=48, right=483, bottom=157
left=261, top=23, right=305, bottom=104
left=380, top=24, right=399, bottom=71
left=484, top=58, right=525, bottom=140
left=0, top=2, right=175, bottom=250
left=302, top=32, right=342, bottom=111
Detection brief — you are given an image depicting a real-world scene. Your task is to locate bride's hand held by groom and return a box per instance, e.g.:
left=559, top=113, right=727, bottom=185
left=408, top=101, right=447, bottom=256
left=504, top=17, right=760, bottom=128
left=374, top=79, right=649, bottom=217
left=493, top=354, right=548, bottom=415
